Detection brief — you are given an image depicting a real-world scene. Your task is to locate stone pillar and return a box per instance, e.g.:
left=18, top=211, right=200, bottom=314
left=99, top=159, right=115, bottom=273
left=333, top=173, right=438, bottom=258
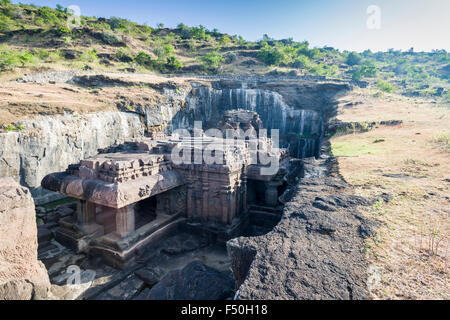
left=202, top=170, right=209, bottom=221
left=221, top=186, right=231, bottom=224
left=265, top=182, right=280, bottom=207
left=242, top=175, right=248, bottom=213
left=186, top=177, right=194, bottom=219
left=235, top=183, right=241, bottom=217
left=156, top=194, right=170, bottom=216
left=229, top=186, right=237, bottom=222
left=75, top=200, right=104, bottom=236
left=76, top=200, right=96, bottom=225
left=202, top=183, right=209, bottom=221
left=115, top=204, right=135, bottom=238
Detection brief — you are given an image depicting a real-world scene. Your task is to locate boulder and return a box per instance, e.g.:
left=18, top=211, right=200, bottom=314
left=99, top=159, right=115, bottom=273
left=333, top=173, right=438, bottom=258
left=135, top=261, right=234, bottom=300
left=0, top=177, right=51, bottom=300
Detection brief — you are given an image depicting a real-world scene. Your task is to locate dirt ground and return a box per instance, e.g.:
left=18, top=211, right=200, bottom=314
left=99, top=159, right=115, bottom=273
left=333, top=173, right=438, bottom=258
left=331, top=88, right=449, bottom=299
left=0, top=70, right=199, bottom=128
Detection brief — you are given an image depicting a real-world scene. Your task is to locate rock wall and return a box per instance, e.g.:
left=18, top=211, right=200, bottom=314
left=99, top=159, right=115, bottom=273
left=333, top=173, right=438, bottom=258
left=0, top=77, right=348, bottom=205
left=0, top=177, right=50, bottom=300
left=0, top=112, right=144, bottom=204
left=169, top=80, right=348, bottom=158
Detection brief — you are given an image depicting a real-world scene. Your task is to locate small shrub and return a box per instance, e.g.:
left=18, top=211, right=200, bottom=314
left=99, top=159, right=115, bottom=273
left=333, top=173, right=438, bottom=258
left=37, top=7, right=60, bottom=25
left=291, top=55, right=310, bottom=69
left=258, top=44, right=285, bottom=65
left=32, top=48, right=50, bottom=60
left=134, top=51, right=153, bottom=68
left=346, top=52, right=362, bottom=66
left=56, top=25, right=71, bottom=35
left=80, top=50, right=97, bottom=63
left=62, top=35, right=72, bottom=45
left=153, top=42, right=175, bottom=61
left=101, top=31, right=122, bottom=45
left=190, top=25, right=207, bottom=40
left=377, top=80, right=396, bottom=93
left=350, top=64, right=377, bottom=81
left=115, top=47, right=133, bottom=62
left=225, top=52, right=236, bottom=64
left=166, top=56, right=183, bottom=70
left=219, top=35, right=231, bottom=46
left=200, top=51, right=224, bottom=70
left=108, top=17, right=128, bottom=30
left=0, top=46, right=36, bottom=70
left=0, top=13, right=15, bottom=32
left=433, top=132, right=450, bottom=151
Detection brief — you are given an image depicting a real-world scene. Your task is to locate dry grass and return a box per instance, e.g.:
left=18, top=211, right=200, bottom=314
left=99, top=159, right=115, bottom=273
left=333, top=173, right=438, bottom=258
left=0, top=73, right=199, bottom=127
left=331, top=89, right=449, bottom=299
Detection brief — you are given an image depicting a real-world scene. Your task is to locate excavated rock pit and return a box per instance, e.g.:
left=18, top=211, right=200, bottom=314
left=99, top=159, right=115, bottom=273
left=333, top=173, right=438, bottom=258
left=227, top=152, right=380, bottom=299
left=0, top=74, right=378, bottom=300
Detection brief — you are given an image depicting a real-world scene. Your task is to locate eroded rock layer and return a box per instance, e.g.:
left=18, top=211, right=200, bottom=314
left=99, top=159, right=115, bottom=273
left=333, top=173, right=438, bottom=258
left=0, top=76, right=349, bottom=205
left=0, top=177, right=50, bottom=300
left=227, top=155, right=377, bottom=300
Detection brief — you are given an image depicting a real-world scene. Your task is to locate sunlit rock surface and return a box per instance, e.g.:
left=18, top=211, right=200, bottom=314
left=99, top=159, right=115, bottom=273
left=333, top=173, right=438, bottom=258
left=0, top=177, right=50, bottom=300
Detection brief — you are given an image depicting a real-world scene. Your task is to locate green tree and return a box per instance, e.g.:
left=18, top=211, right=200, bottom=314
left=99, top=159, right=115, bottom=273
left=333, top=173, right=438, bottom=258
left=134, top=52, right=153, bottom=68
left=291, top=55, right=310, bottom=69
left=346, top=52, right=362, bottom=66
left=200, top=51, right=224, bottom=70
left=258, top=44, right=286, bottom=65
left=166, top=56, right=183, bottom=70
left=219, top=35, right=231, bottom=46
left=377, top=80, right=396, bottom=93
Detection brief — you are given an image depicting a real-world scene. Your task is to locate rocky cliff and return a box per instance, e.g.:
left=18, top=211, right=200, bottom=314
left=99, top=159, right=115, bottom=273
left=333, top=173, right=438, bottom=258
left=0, top=112, right=144, bottom=204
left=227, top=155, right=378, bottom=300
left=0, top=74, right=349, bottom=205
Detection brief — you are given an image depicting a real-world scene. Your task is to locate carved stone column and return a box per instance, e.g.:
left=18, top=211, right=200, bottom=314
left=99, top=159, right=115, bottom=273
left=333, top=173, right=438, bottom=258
left=186, top=177, right=194, bottom=219
left=221, top=186, right=231, bottom=224
left=202, top=170, right=209, bottom=221
left=76, top=200, right=96, bottom=225
left=242, top=175, right=248, bottom=213
left=115, top=204, right=135, bottom=238
left=76, top=200, right=104, bottom=236
left=265, top=181, right=281, bottom=207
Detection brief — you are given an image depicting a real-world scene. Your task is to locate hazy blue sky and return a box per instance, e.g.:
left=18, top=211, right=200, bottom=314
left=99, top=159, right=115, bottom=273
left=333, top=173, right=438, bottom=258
left=13, top=0, right=450, bottom=52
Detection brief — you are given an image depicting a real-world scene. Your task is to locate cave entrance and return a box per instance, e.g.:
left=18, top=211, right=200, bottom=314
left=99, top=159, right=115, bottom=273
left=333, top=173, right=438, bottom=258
left=134, top=196, right=157, bottom=229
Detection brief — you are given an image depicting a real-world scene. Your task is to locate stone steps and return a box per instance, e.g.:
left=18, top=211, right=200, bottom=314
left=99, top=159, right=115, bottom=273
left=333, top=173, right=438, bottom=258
left=248, top=206, right=282, bottom=229
left=248, top=204, right=283, bottom=214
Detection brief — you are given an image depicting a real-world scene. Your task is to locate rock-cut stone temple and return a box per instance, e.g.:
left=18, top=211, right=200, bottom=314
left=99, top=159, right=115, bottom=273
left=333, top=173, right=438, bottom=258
left=41, top=110, right=297, bottom=268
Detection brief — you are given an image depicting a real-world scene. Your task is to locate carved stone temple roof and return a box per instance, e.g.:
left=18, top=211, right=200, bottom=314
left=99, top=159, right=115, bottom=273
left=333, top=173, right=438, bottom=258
left=42, top=152, right=184, bottom=208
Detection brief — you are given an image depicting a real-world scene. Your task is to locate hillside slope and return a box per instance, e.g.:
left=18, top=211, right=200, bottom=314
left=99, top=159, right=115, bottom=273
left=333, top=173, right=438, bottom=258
left=0, top=1, right=448, bottom=107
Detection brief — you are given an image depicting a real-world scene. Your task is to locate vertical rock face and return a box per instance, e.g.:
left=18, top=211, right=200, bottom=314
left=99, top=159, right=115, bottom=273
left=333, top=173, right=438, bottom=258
left=0, top=79, right=348, bottom=206
left=169, top=80, right=348, bottom=158
left=0, top=112, right=145, bottom=205
left=0, top=177, right=50, bottom=300
left=227, top=156, right=373, bottom=300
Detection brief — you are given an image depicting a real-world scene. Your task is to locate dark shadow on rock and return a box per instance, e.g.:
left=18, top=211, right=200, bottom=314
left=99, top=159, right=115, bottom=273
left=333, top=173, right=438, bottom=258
left=134, top=261, right=234, bottom=300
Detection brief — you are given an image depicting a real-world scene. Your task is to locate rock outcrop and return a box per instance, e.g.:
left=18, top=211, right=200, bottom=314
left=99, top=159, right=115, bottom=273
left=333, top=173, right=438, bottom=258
left=0, top=112, right=144, bottom=204
left=227, top=155, right=376, bottom=300
left=0, top=177, right=50, bottom=300
left=0, top=76, right=349, bottom=206
left=135, top=261, right=234, bottom=300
